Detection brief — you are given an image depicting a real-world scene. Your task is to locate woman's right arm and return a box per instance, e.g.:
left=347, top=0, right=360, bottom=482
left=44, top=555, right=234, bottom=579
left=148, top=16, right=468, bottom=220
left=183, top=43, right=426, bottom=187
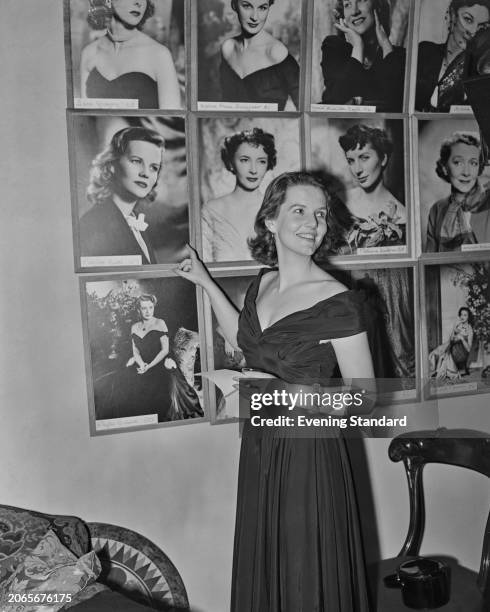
left=175, top=246, right=240, bottom=349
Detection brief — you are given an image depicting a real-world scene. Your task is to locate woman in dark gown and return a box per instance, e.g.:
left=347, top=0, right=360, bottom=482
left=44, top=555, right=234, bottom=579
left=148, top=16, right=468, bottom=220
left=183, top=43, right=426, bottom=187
left=321, top=0, right=405, bottom=111
left=416, top=0, right=490, bottom=112
left=80, top=0, right=181, bottom=109
left=123, top=294, right=203, bottom=421
left=219, top=0, right=299, bottom=110
left=177, top=172, right=374, bottom=611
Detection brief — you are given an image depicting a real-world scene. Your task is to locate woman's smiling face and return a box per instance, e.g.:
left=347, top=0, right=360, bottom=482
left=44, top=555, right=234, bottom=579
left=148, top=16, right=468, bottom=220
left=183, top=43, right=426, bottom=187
left=451, top=4, right=490, bottom=49
left=234, top=0, right=271, bottom=36
left=342, top=0, right=375, bottom=35
left=446, top=142, right=480, bottom=194
left=266, top=184, right=328, bottom=258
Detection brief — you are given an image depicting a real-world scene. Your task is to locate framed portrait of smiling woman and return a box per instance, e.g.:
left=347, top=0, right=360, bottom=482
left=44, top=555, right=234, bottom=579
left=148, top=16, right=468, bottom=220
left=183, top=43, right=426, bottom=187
left=307, top=115, right=409, bottom=257
left=414, top=0, right=490, bottom=112
left=194, top=0, right=303, bottom=111
left=194, top=114, right=302, bottom=264
left=416, top=117, right=490, bottom=253
left=68, top=112, right=190, bottom=270
left=309, top=0, right=411, bottom=112
left=64, top=0, right=186, bottom=110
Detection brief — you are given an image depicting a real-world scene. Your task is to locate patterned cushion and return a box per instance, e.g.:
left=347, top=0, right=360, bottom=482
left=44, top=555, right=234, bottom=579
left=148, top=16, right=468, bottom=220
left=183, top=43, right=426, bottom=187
left=0, top=505, right=90, bottom=590
left=0, top=530, right=100, bottom=612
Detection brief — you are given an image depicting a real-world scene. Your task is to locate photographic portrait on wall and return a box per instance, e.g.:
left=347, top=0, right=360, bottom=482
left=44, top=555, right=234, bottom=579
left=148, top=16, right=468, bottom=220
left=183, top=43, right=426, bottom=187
left=196, top=0, right=302, bottom=111
left=309, top=116, right=408, bottom=256
left=66, top=0, right=185, bottom=109
left=325, top=265, right=417, bottom=399
left=424, top=258, right=490, bottom=398
left=415, top=0, right=490, bottom=112
left=197, top=115, right=301, bottom=263
left=69, top=113, right=190, bottom=269
left=310, top=0, right=410, bottom=111
left=82, top=273, right=205, bottom=433
left=418, top=118, right=490, bottom=252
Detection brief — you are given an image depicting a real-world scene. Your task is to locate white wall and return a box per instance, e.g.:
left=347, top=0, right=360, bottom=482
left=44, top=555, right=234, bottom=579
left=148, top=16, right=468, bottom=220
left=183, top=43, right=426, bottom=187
left=0, top=3, right=488, bottom=611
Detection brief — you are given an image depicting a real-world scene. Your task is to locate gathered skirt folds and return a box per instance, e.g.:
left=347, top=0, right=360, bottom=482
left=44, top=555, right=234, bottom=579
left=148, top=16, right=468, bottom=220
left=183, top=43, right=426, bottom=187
left=231, top=422, right=371, bottom=612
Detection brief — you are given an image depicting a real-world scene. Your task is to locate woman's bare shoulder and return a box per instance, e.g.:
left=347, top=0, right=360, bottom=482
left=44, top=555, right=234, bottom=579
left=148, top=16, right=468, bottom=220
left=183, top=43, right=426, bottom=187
left=221, top=37, right=238, bottom=59
left=81, top=39, right=100, bottom=65
left=267, top=38, right=288, bottom=64
left=314, top=269, right=348, bottom=300
left=154, top=318, right=168, bottom=332
left=204, top=193, right=234, bottom=212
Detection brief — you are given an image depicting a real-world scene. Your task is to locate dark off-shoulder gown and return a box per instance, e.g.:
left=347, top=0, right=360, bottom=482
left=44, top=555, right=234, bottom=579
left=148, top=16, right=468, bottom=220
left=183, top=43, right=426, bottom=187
left=231, top=269, right=371, bottom=611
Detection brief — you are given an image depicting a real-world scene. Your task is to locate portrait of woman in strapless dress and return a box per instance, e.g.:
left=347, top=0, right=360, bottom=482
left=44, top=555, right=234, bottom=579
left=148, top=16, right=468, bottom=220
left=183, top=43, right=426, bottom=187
left=416, top=0, right=490, bottom=112
left=201, top=128, right=277, bottom=262
left=79, top=0, right=181, bottom=109
left=219, top=0, right=300, bottom=110
left=124, top=294, right=203, bottom=421
left=177, top=171, right=374, bottom=611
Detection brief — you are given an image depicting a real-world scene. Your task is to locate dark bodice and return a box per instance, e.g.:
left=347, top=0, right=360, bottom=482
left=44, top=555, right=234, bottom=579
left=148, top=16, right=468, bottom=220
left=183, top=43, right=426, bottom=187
left=237, top=269, right=366, bottom=385
left=86, top=68, right=158, bottom=109
left=219, top=55, right=299, bottom=110
left=320, top=36, right=406, bottom=111
left=132, top=329, right=166, bottom=364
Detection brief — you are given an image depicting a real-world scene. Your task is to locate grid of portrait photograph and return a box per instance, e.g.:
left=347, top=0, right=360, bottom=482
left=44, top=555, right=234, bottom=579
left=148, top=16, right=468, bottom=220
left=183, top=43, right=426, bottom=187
left=63, top=0, right=490, bottom=432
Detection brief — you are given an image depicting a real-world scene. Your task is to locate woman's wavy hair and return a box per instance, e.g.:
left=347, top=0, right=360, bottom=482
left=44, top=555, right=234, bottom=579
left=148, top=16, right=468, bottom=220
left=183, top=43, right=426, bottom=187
left=436, top=131, right=483, bottom=182
left=335, top=0, right=391, bottom=36
left=458, top=306, right=474, bottom=324
left=449, top=0, right=490, bottom=15
left=221, top=128, right=277, bottom=173
left=338, top=124, right=393, bottom=167
left=137, top=293, right=157, bottom=308
left=87, top=127, right=165, bottom=206
left=87, top=0, right=155, bottom=30
left=248, top=171, right=343, bottom=266
left=231, top=0, right=275, bottom=11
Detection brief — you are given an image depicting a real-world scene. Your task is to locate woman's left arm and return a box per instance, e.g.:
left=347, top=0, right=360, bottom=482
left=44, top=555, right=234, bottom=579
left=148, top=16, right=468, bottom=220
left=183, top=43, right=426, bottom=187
left=331, top=332, right=376, bottom=413
left=155, top=45, right=181, bottom=109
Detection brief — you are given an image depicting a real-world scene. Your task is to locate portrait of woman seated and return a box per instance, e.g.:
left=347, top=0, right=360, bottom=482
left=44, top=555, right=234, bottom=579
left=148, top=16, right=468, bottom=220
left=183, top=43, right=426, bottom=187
left=416, top=0, right=490, bottom=112
left=79, top=126, right=166, bottom=265
left=426, top=131, right=490, bottom=251
left=80, top=0, right=181, bottom=109
left=201, top=128, right=277, bottom=262
left=219, top=0, right=300, bottom=110
left=429, top=306, right=474, bottom=380
left=337, top=124, right=406, bottom=252
left=320, top=0, right=406, bottom=111
left=103, top=294, right=203, bottom=422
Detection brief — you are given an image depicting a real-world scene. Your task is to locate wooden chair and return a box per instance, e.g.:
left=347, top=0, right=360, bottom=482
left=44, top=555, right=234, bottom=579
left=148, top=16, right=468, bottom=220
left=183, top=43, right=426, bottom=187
left=369, top=428, right=490, bottom=611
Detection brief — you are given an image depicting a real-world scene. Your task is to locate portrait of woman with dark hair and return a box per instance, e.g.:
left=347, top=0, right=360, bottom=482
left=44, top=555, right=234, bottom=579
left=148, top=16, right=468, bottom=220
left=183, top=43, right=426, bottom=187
left=201, top=127, right=277, bottom=262
left=320, top=0, right=406, bottom=111
left=218, top=0, right=300, bottom=109
left=78, top=0, right=181, bottom=109
left=429, top=306, right=474, bottom=380
left=416, top=0, right=490, bottom=112
left=426, top=131, right=490, bottom=251
left=79, top=126, right=164, bottom=265
left=337, top=124, right=406, bottom=251
left=177, top=171, right=374, bottom=611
